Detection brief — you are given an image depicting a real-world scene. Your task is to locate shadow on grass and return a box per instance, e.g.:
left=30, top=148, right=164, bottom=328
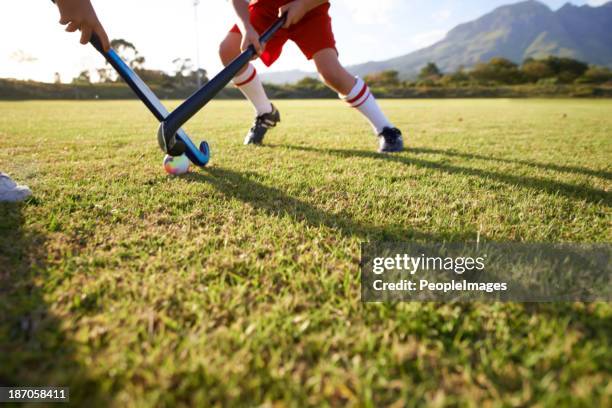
left=525, top=303, right=612, bottom=348
left=187, top=166, right=612, bottom=369
left=0, top=202, right=108, bottom=405
left=410, top=147, right=612, bottom=181
left=276, top=145, right=611, bottom=207
left=186, top=167, right=474, bottom=242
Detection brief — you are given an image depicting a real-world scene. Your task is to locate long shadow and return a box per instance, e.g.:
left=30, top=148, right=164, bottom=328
left=192, top=169, right=612, bottom=338
left=525, top=303, right=612, bottom=349
left=275, top=145, right=611, bottom=207
left=410, top=147, right=612, bottom=181
left=0, top=202, right=108, bottom=405
left=186, top=167, right=612, bottom=389
left=186, top=168, right=475, bottom=242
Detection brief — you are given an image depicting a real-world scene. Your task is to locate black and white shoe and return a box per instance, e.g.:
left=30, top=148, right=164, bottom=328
left=378, top=127, right=404, bottom=153
left=244, top=105, right=281, bottom=145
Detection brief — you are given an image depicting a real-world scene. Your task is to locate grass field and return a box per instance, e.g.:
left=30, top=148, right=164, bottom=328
left=1, top=99, right=611, bottom=406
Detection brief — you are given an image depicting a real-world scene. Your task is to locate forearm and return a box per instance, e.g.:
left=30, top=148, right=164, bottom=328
left=231, top=0, right=252, bottom=30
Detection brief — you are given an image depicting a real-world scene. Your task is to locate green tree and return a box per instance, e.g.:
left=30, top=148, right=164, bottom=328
left=522, top=59, right=555, bottom=82
left=173, top=58, right=193, bottom=78
left=72, top=70, right=91, bottom=85
left=364, top=70, right=401, bottom=87
left=169, top=59, right=208, bottom=89
left=110, top=39, right=145, bottom=69
left=471, top=58, right=524, bottom=84
left=295, top=77, right=321, bottom=88
left=96, top=68, right=113, bottom=83
left=190, top=68, right=209, bottom=87
left=543, top=56, right=588, bottom=83
left=134, top=69, right=173, bottom=87
left=440, top=66, right=470, bottom=86
left=419, top=63, right=442, bottom=80
left=576, top=66, right=612, bottom=84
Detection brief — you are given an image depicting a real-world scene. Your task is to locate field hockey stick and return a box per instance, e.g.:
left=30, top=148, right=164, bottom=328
left=90, top=35, right=211, bottom=167
left=157, top=13, right=288, bottom=155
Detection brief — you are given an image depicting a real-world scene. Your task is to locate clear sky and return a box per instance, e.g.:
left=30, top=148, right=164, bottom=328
left=0, top=0, right=607, bottom=83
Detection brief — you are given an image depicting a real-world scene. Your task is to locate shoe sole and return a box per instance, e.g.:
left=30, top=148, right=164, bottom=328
left=244, top=138, right=264, bottom=146
left=379, top=145, right=404, bottom=153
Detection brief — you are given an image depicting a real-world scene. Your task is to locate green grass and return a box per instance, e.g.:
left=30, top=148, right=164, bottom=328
left=1, top=99, right=611, bottom=406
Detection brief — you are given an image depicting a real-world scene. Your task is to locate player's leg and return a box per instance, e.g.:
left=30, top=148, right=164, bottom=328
left=219, top=31, right=273, bottom=116
left=311, top=49, right=354, bottom=95
left=219, top=29, right=280, bottom=145
left=289, top=1, right=403, bottom=153
left=313, top=49, right=404, bottom=153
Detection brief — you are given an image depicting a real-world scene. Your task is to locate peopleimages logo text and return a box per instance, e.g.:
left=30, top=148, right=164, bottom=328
left=372, top=254, right=487, bottom=275
left=362, top=243, right=611, bottom=302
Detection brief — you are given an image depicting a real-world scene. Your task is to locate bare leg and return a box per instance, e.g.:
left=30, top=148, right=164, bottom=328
left=219, top=31, right=272, bottom=116
left=312, top=48, right=356, bottom=95
left=313, top=48, right=393, bottom=135
left=219, top=32, right=248, bottom=75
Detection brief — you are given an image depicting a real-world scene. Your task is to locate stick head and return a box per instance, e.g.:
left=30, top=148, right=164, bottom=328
left=157, top=123, right=186, bottom=157
left=159, top=127, right=211, bottom=168
left=182, top=139, right=211, bottom=168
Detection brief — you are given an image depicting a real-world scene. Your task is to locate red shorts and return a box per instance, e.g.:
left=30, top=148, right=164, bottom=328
left=229, top=0, right=336, bottom=67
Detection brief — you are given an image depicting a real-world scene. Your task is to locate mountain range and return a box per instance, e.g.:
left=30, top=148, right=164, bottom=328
left=261, top=0, right=612, bottom=84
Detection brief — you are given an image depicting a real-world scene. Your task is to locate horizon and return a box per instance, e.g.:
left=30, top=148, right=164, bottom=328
left=0, top=0, right=608, bottom=83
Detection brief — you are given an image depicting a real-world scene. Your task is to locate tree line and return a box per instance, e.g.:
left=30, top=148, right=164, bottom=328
left=280, top=56, right=612, bottom=98
left=68, top=39, right=208, bottom=93
left=2, top=37, right=612, bottom=100
left=366, top=56, right=612, bottom=88
left=69, top=39, right=611, bottom=91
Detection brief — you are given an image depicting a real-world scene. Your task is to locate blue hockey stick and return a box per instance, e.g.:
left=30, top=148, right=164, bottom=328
left=158, top=14, right=287, bottom=153
left=90, top=14, right=286, bottom=166
left=90, top=35, right=211, bottom=167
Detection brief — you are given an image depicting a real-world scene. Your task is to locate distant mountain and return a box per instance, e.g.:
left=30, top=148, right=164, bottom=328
left=261, top=1, right=612, bottom=84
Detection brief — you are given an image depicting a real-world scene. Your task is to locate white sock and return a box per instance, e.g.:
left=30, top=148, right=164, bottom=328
left=233, top=64, right=272, bottom=116
left=341, top=77, right=392, bottom=134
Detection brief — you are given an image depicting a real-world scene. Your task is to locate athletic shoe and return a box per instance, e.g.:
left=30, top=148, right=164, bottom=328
left=0, top=173, right=32, bottom=202
left=244, top=105, right=281, bottom=145
left=378, top=127, right=404, bottom=153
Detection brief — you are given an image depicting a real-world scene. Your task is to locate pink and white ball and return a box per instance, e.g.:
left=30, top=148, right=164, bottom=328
left=163, top=154, right=191, bottom=175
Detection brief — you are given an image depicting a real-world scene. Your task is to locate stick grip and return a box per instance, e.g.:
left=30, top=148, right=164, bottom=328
left=90, top=33, right=106, bottom=54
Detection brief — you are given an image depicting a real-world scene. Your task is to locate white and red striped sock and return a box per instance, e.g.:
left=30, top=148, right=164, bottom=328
left=233, top=64, right=273, bottom=116
left=341, top=77, right=392, bottom=134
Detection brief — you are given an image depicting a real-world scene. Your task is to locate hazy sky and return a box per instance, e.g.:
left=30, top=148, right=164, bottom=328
left=0, top=0, right=607, bottom=83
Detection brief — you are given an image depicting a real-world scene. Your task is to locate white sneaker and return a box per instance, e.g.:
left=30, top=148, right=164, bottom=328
left=0, top=173, right=32, bottom=202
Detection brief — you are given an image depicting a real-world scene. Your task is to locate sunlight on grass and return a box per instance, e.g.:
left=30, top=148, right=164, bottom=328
left=1, top=99, right=611, bottom=406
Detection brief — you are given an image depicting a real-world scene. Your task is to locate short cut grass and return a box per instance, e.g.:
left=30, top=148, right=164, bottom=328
left=1, top=99, right=611, bottom=406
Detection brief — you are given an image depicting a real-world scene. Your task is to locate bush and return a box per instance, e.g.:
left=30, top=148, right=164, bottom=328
left=471, top=58, right=525, bottom=84
left=522, top=60, right=555, bottom=82
left=536, top=77, right=559, bottom=86
left=364, top=70, right=401, bottom=87
left=545, top=56, right=589, bottom=83
left=294, top=77, right=322, bottom=89
left=576, top=66, right=612, bottom=84
left=418, top=63, right=442, bottom=81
